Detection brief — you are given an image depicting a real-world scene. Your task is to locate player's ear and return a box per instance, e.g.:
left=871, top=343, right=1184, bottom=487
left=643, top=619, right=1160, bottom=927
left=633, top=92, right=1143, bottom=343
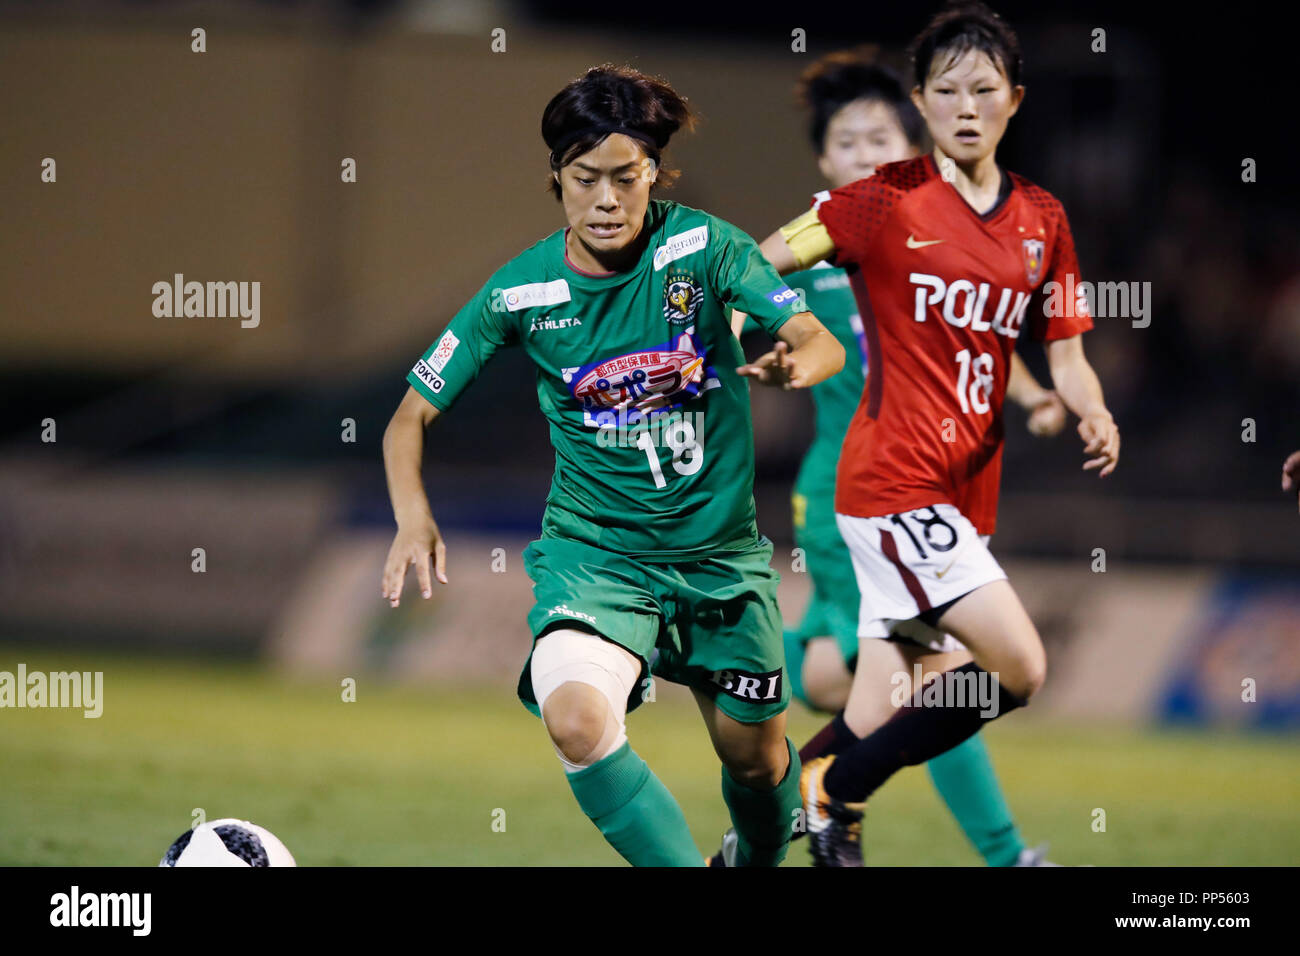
left=910, top=85, right=927, bottom=121
left=1007, top=84, right=1025, bottom=117
left=817, top=152, right=835, bottom=182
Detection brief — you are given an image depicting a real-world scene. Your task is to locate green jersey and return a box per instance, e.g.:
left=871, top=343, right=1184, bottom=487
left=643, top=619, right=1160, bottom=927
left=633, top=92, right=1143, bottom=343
left=784, top=264, right=867, bottom=512
left=407, top=199, right=802, bottom=561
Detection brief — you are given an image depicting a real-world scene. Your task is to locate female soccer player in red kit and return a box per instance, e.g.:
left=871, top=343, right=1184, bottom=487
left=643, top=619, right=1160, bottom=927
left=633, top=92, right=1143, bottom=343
left=752, top=2, right=1120, bottom=865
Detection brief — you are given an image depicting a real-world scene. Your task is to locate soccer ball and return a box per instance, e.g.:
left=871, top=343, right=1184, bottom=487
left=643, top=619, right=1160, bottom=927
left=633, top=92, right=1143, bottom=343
left=159, top=818, right=296, bottom=867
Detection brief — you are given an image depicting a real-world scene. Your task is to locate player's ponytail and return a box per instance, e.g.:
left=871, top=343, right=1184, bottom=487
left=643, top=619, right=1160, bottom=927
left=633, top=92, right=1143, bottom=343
left=541, top=65, right=697, bottom=200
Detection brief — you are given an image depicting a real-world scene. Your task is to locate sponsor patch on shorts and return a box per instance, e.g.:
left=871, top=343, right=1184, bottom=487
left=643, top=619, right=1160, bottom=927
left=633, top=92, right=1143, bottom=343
left=709, top=667, right=783, bottom=703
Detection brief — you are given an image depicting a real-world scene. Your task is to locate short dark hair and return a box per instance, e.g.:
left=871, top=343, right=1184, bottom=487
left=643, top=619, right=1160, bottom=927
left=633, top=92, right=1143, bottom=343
left=541, top=64, right=696, bottom=200
left=908, top=1, right=1022, bottom=90
left=796, top=47, right=925, bottom=153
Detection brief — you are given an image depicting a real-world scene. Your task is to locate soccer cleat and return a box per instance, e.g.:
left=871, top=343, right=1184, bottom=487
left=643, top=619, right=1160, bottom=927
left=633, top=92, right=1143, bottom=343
left=706, top=828, right=739, bottom=867
left=801, top=755, right=866, bottom=867
left=1013, top=843, right=1062, bottom=867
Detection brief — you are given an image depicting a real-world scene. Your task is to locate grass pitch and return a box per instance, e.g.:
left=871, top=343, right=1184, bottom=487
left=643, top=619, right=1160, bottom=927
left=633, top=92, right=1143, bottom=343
left=2, top=645, right=1296, bottom=866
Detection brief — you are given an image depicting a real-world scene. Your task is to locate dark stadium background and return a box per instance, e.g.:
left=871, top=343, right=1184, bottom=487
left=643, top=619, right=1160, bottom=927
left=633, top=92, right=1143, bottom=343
left=0, top=0, right=1295, bottom=867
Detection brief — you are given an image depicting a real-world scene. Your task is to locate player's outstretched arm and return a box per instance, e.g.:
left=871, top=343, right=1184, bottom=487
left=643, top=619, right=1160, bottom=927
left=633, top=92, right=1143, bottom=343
left=757, top=232, right=801, bottom=276
left=1045, top=335, right=1120, bottom=477
left=381, top=386, right=447, bottom=606
left=737, top=312, right=845, bottom=390
left=1006, top=352, right=1066, bottom=437
left=758, top=207, right=838, bottom=277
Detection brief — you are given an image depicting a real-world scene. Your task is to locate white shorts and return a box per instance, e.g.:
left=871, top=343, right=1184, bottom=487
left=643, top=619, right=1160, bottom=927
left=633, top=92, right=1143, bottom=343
left=835, top=504, right=1007, bottom=654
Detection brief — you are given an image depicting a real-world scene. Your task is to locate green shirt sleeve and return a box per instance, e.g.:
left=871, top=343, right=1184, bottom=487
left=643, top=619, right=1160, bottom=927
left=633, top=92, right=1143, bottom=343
left=708, top=220, right=804, bottom=338
left=406, top=281, right=517, bottom=412
left=739, top=269, right=826, bottom=338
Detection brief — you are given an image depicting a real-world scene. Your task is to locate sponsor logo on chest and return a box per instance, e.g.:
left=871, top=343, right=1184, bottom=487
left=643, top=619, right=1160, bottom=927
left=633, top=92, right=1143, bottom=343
left=498, top=279, right=572, bottom=312
left=529, top=315, right=583, bottom=333
left=569, top=331, right=712, bottom=417
left=908, top=272, right=1031, bottom=338
left=653, top=225, right=709, bottom=271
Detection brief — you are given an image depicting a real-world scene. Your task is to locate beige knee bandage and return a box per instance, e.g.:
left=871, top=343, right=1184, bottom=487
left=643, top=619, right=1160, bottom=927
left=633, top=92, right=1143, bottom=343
left=531, top=629, right=639, bottom=772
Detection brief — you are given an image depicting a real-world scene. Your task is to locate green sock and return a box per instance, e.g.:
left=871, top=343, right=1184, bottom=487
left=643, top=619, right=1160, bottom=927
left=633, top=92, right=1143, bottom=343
left=925, top=733, right=1024, bottom=866
left=720, top=737, right=801, bottom=867
left=565, top=741, right=703, bottom=867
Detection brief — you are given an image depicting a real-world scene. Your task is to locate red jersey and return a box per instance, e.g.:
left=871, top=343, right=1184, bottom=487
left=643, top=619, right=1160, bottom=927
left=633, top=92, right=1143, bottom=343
left=816, top=154, right=1093, bottom=534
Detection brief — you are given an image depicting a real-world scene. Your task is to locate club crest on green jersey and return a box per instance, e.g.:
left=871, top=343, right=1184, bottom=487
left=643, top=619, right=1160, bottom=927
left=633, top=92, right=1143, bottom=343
left=662, top=272, right=703, bottom=325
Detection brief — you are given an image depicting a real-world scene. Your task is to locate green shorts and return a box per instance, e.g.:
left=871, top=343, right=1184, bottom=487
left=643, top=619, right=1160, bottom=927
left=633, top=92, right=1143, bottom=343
left=791, top=493, right=861, bottom=668
left=517, top=535, right=790, bottom=724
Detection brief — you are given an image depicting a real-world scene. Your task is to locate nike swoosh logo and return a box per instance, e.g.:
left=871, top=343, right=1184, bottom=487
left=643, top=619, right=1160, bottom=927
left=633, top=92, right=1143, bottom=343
left=934, top=542, right=967, bottom=579
left=906, top=234, right=945, bottom=249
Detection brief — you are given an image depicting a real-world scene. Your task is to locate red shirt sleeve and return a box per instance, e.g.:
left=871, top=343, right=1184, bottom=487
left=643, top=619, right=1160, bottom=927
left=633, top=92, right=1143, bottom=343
left=812, top=176, right=893, bottom=268
left=1030, top=202, right=1094, bottom=342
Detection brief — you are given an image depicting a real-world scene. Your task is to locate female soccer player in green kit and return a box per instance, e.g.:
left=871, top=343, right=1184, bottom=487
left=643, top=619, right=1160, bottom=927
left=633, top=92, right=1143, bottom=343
left=751, top=3, right=1120, bottom=866
left=380, top=65, right=844, bottom=866
left=736, top=50, right=1066, bottom=866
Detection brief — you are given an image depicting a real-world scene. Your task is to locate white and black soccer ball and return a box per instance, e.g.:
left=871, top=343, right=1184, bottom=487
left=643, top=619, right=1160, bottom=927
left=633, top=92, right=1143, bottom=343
left=159, top=818, right=296, bottom=867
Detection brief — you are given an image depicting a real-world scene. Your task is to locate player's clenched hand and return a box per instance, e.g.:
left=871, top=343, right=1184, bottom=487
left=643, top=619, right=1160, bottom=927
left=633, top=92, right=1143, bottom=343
left=381, top=515, right=447, bottom=607
left=1282, top=450, right=1300, bottom=513
left=1026, top=391, right=1067, bottom=438
left=1078, top=409, right=1120, bottom=477
left=738, top=341, right=806, bottom=390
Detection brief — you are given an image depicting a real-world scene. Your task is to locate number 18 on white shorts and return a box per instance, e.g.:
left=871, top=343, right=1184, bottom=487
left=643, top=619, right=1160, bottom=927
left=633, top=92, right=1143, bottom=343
left=834, top=503, right=1007, bottom=654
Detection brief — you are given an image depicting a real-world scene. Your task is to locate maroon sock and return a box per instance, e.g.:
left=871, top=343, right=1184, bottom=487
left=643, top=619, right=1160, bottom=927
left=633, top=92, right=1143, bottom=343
left=823, top=663, right=1025, bottom=804
left=798, top=711, right=859, bottom=764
